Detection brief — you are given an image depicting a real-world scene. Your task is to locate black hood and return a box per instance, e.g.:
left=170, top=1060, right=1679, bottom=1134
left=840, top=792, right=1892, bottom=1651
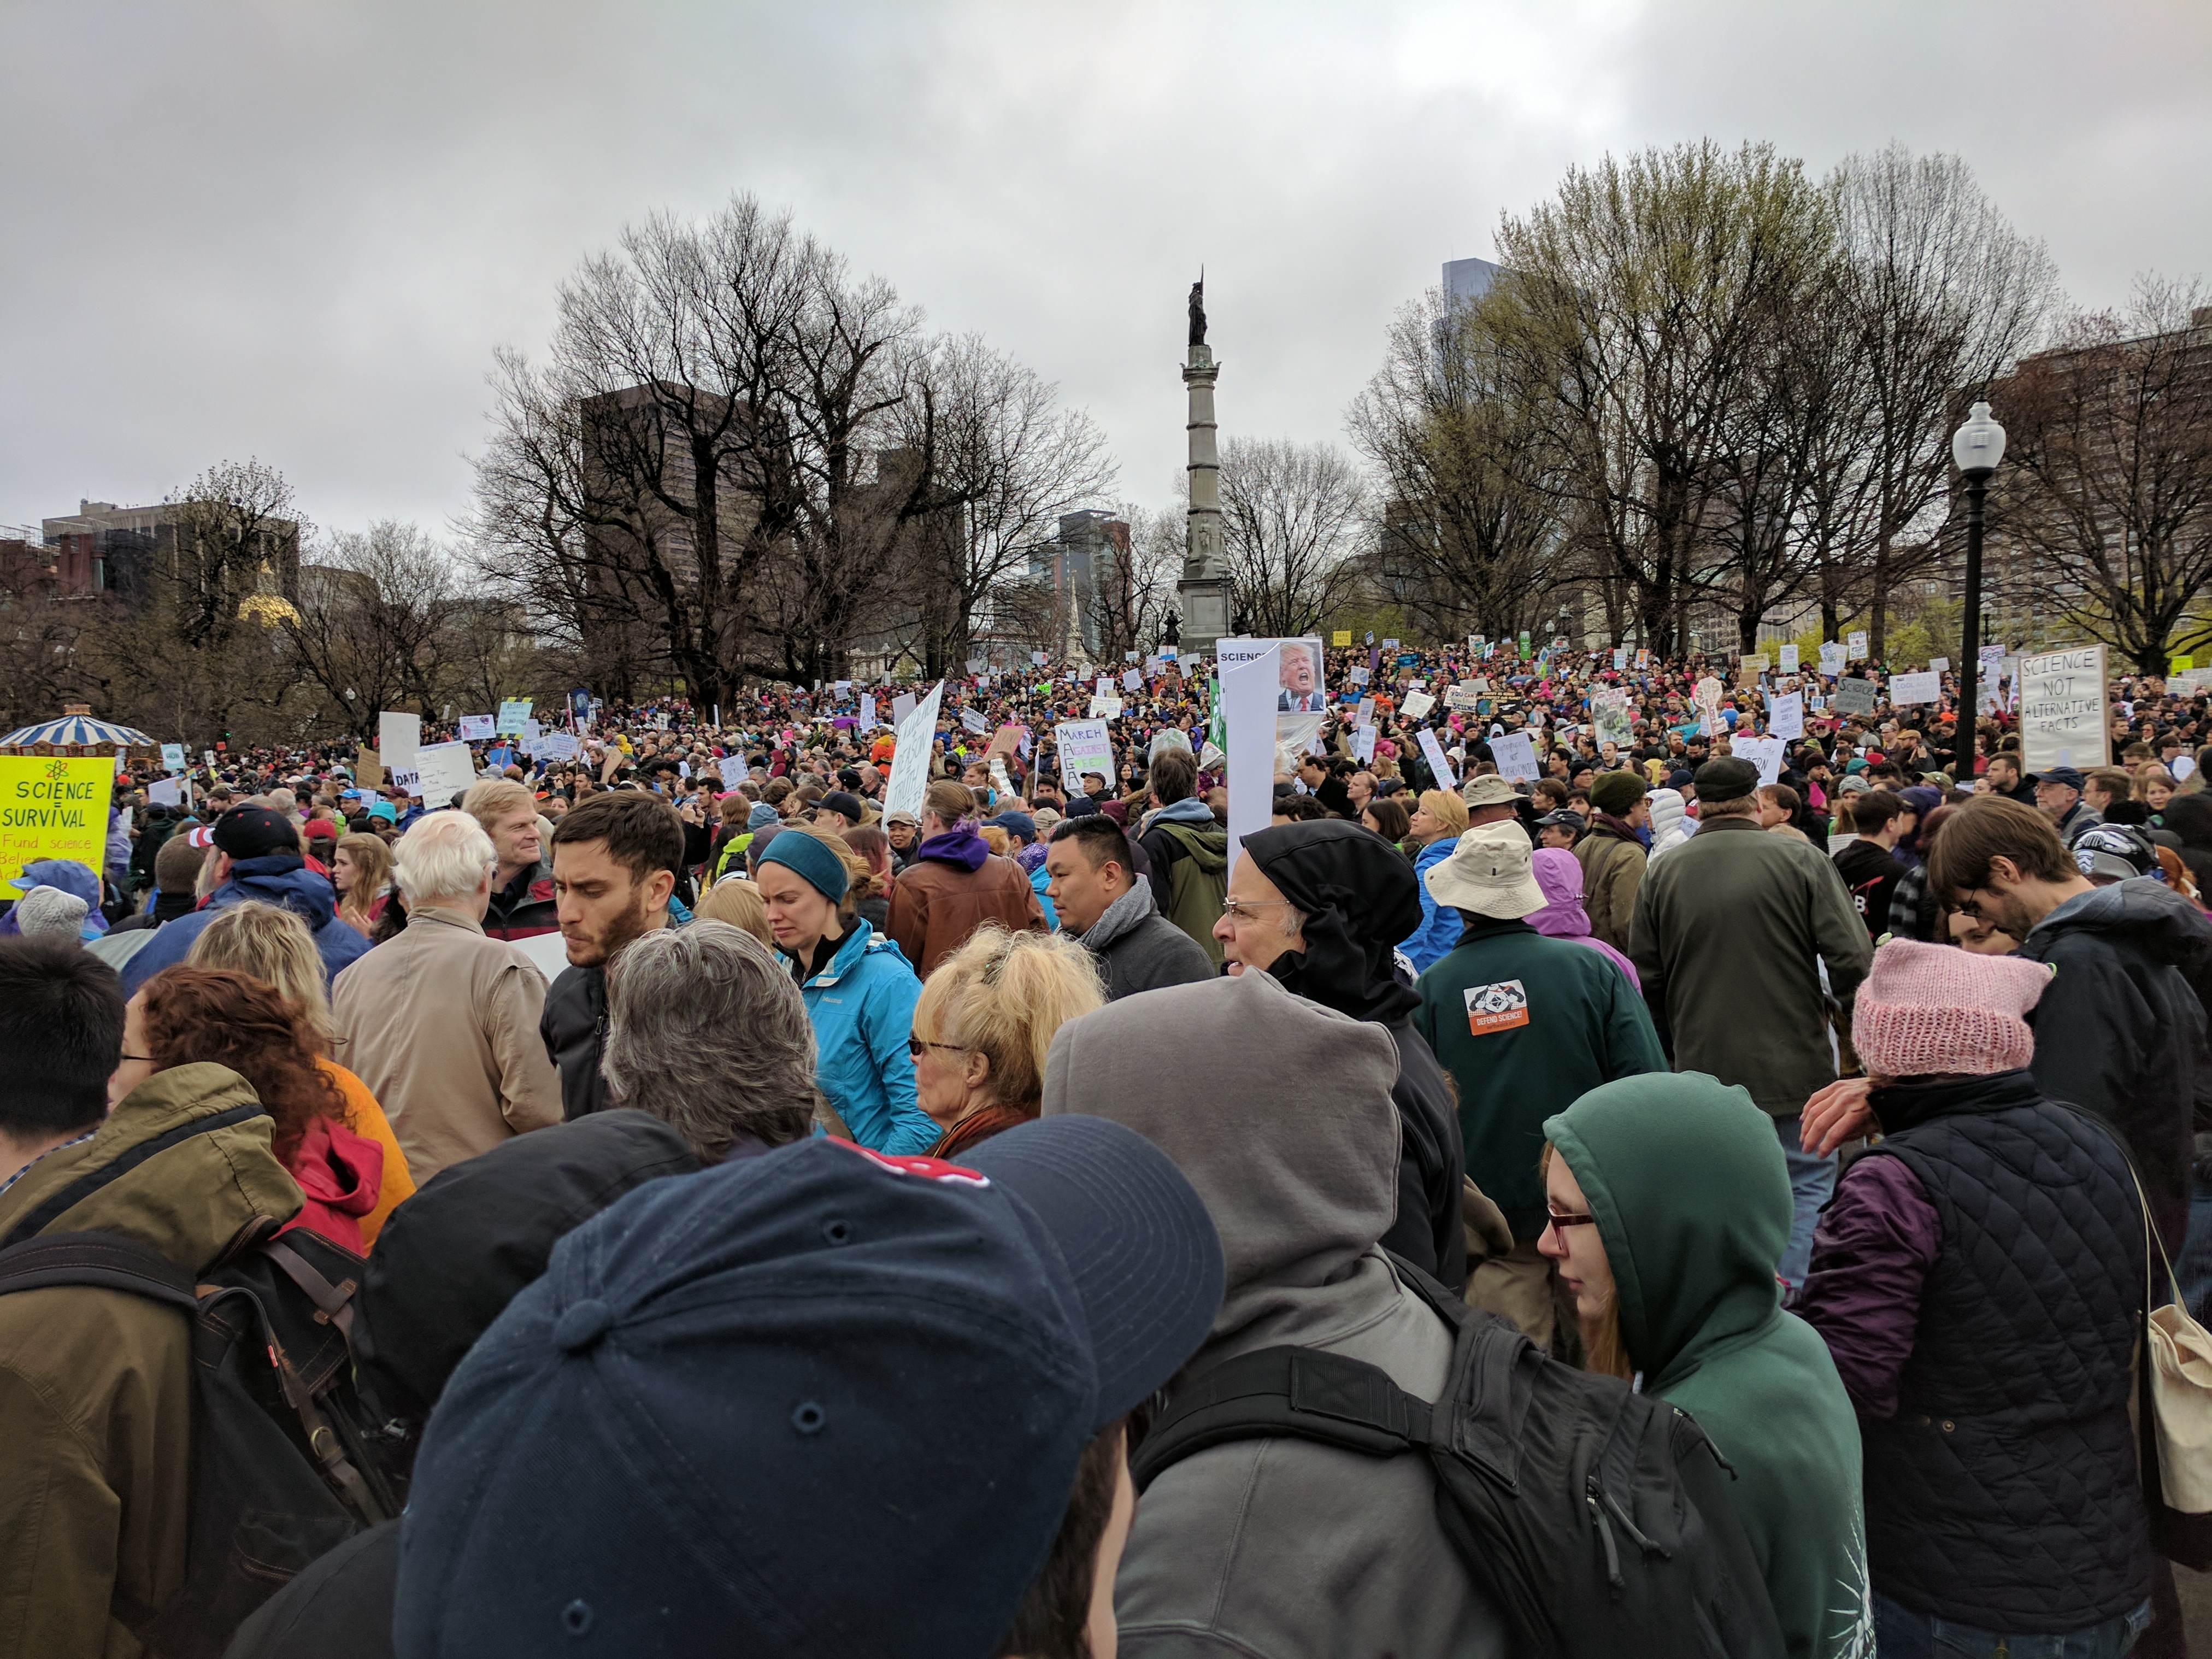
left=354, top=1109, right=699, bottom=1427
left=1241, top=819, right=1422, bottom=1025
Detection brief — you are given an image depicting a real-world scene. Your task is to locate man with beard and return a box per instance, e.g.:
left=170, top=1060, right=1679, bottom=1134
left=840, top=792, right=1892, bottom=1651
left=540, top=792, right=683, bottom=1119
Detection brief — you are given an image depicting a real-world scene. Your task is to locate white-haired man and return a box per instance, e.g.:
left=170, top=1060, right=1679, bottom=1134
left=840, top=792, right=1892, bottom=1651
left=332, top=810, right=564, bottom=1181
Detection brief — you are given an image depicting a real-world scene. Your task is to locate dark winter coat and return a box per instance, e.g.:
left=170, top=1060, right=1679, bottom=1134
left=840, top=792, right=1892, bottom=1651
left=481, top=860, right=557, bottom=942
left=2017, top=876, right=2212, bottom=1255
left=539, top=961, right=611, bottom=1121
left=120, top=854, right=370, bottom=997
left=1799, top=1070, right=2149, bottom=1632
left=1074, top=881, right=1216, bottom=1001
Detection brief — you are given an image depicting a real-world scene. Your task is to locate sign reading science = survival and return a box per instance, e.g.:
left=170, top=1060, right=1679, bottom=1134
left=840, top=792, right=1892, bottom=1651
left=0, top=756, right=112, bottom=884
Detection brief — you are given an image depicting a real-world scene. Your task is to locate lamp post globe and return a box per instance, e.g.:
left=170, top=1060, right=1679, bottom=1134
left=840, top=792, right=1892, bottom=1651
left=1950, top=400, right=2007, bottom=786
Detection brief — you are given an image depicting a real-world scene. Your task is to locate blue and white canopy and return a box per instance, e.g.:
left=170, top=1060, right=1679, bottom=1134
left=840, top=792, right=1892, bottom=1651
left=1, top=712, right=156, bottom=750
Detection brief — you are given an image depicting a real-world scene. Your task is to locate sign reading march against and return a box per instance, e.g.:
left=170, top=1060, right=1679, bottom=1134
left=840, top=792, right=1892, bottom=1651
left=0, top=755, right=112, bottom=883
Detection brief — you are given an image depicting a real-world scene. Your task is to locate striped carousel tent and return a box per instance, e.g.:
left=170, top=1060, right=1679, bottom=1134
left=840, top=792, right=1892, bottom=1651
left=0, top=704, right=158, bottom=761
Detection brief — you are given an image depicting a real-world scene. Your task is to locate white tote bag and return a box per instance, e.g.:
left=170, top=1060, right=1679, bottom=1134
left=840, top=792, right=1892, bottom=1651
left=2129, top=1164, right=2212, bottom=1512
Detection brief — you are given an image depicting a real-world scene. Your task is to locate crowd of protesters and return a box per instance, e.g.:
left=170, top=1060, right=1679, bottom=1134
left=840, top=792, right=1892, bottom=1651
left=5, top=632, right=2212, bottom=1657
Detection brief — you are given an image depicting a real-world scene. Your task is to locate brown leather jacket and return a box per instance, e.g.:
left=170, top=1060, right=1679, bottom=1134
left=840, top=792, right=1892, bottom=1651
left=886, top=834, right=1045, bottom=979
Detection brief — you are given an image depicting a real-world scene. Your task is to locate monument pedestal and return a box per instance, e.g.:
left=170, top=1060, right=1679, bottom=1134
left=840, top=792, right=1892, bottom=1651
left=1178, top=341, right=1231, bottom=656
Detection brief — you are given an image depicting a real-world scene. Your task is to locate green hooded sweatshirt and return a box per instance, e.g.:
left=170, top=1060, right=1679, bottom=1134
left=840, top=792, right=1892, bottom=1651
left=1546, top=1073, right=1871, bottom=1659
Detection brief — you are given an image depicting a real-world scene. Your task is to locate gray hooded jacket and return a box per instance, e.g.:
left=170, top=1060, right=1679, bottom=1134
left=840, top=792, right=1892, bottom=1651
left=1078, top=880, right=1217, bottom=1001
left=1042, top=969, right=1507, bottom=1658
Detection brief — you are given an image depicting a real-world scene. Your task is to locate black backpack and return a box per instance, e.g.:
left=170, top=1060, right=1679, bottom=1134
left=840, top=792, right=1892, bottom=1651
left=0, top=1144, right=407, bottom=1659
left=1129, top=1261, right=1785, bottom=1659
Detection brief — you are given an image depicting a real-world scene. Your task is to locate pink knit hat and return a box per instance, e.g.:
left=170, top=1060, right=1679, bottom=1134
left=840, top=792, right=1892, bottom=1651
left=1853, top=938, right=2050, bottom=1078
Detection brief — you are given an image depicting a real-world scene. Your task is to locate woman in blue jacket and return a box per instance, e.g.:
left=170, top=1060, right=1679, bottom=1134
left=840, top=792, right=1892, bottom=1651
left=755, top=827, right=935, bottom=1156
left=1398, top=788, right=1467, bottom=973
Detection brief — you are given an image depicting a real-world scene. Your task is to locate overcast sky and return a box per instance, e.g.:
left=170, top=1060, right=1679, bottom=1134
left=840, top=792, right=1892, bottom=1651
left=4, top=1, right=2207, bottom=545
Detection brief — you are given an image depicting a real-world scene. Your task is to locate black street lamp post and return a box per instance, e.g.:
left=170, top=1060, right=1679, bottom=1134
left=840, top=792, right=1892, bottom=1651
left=1951, top=401, right=2007, bottom=785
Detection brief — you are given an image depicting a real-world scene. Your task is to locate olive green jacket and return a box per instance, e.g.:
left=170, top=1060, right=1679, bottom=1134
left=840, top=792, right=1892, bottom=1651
left=0, top=1065, right=301, bottom=1659
left=1627, top=814, right=1872, bottom=1115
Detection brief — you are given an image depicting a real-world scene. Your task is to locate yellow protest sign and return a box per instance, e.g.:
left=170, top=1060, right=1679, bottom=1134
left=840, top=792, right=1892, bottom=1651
left=2173, top=656, right=2195, bottom=674
left=1331, top=630, right=1352, bottom=648
left=0, top=756, right=111, bottom=884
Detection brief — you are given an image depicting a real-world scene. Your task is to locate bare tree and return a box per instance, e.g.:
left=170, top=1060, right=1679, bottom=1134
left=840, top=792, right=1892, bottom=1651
left=286, top=521, right=459, bottom=738
left=1091, top=503, right=1183, bottom=663
left=1348, top=286, right=1566, bottom=640
left=1997, top=279, right=2212, bottom=674
left=1490, top=142, right=1837, bottom=655
left=1209, top=437, right=1370, bottom=637
left=1829, top=145, right=2057, bottom=655
left=898, top=334, right=1116, bottom=678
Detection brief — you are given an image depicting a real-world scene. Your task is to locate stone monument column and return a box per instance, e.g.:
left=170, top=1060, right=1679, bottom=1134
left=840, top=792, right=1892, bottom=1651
left=1176, top=276, right=1233, bottom=654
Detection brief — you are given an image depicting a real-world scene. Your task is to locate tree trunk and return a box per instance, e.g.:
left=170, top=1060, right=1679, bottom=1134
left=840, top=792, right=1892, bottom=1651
left=1869, top=534, right=1891, bottom=661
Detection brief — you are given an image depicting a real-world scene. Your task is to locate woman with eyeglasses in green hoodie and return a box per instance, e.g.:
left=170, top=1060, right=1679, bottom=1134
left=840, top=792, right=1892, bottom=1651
left=1538, top=1071, right=1871, bottom=1659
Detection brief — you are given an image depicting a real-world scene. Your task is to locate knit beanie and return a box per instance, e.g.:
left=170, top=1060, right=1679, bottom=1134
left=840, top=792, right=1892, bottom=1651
left=1589, top=770, right=1646, bottom=817
left=756, top=828, right=850, bottom=903
left=15, top=884, right=91, bottom=942
left=1852, top=938, right=2050, bottom=1078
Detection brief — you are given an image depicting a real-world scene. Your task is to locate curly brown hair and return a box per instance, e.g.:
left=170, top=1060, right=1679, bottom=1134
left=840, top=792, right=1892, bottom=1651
left=138, top=966, right=344, bottom=1164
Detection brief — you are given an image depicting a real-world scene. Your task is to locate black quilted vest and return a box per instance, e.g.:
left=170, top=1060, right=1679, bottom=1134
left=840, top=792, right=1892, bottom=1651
left=1860, top=1070, right=2150, bottom=1631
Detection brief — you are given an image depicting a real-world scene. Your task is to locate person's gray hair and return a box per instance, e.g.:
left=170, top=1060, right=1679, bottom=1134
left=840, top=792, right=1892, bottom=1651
left=392, top=810, right=497, bottom=905
left=601, top=921, right=818, bottom=1160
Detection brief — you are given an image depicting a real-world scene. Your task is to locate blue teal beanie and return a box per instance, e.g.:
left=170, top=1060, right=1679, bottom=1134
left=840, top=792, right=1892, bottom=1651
left=757, top=829, right=850, bottom=903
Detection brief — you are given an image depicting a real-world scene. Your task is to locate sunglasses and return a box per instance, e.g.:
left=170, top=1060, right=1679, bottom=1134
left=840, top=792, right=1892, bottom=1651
left=906, top=1037, right=968, bottom=1060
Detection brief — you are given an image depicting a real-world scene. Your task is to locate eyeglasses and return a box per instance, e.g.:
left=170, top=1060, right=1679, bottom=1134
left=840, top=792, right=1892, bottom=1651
left=1545, top=1209, right=1597, bottom=1244
left=120, top=1054, right=156, bottom=1064
left=906, top=1037, right=968, bottom=1059
left=1220, top=897, right=1298, bottom=921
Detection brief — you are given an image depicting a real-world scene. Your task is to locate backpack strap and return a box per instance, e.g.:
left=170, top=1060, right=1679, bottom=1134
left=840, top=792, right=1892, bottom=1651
left=0, top=1229, right=199, bottom=1310
left=261, top=1235, right=360, bottom=1344
left=1129, top=1344, right=1439, bottom=1494
left=0, top=1102, right=268, bottom=1252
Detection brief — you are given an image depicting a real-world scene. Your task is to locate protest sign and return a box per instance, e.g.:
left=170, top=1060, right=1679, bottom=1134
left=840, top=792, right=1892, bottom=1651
left=1354, top=723, right=1378, bottom=763
left=1634, top=648, right=1650, bottom=670
left=884, top=683, right=945, bottom=819
left=2019, top=645, right=2110, bottom=771
left=0, top=756, right=112, bottom=883
left=1030, top=651, right=1048, bottom=666
left=1446, top=682, right=1484, bottom=712
left=1220, top=647, right=1281, bottom=873
left=1349, top=664, right=1370, bottom=685
left=1592, top=689, right=1634, bottom=748
left=1741, top=654, right=1770, bottom=674
left=1087, top=696, right=1123, bottom=719
left=539, top=732, right=579, bottom=762
left=1819, top=642, right=1845, bottom=676
left=148, top=775, right=187, bottom=809
left=1217, top=636, right=1327, bottom=711
left=1846, top=631, right=1869, bottom=662
left=987, top=723, right=1026, bottom=761
left=413, top=742, right=478, bottom=808
left=1355, top=696, right=1375, bottom=725
left=1383, top=638, right=1400, bottom=650
left=202, top=750, right=217, bottom=769
left=966, top=658, right=985, bottom=674
left=1929, top=657, right=1950, bottom=674
left=1122, top=668, right=1142, bottom=693
left=389, top=767, right=421, bottom=798
left=1417, top=727, right=1458, bottom=789
left=1611, top=648, right=1627, bottom=671
left=355, top=746, right=383, bottom=787
left=1767, top=691, right=1804, bottom=740
left=892, top=691, right=917, bottom=727
left=1401, top=690, right=1437, bottom=721
left=1491, top=731, right=1540, bottom=783
left=1889, top=671, right=1940, bottom=705
left=1054, top=719, right=1116, bottom=795
left=496, top=699, right=533, bottom=736
left=1832, top=675, right=1878, bottom=717
left=1732, top=735, right=1786, bottom=786
left=160, top=742, right=186, bottom=774
left=959, top=705, right=989, bottom=736
left=457, top=714, right=495, bottom=742
left=378, top=711, right=420, bottom=772
left=1695, top=675, right=1725, bottom=738
left=1332, top=630, right=1352, bottom=647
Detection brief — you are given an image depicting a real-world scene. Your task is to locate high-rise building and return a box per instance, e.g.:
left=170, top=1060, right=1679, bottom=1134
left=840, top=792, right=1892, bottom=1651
left=38, top=498, right=299, bottom=613
left=1444, top=256, right=1502, bottom=308
left=1025, top=509, right=1131, bottom=657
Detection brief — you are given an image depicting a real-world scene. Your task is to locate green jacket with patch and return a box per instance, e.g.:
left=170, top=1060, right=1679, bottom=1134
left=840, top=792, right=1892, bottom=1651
left=1413, top=914, right=1665, bottom=1241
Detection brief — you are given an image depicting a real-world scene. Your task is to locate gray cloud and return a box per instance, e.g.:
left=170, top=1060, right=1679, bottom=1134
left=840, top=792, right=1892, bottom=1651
left=3, top=0, right=2205, bottom=543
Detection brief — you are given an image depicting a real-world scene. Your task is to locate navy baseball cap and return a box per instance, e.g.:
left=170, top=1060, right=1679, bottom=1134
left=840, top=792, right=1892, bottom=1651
left=2041, top=766, right=2087, bottom=791
left=393, top=1117, right=1223, bottom=1658
left=211, top=804, right=299, bottom=859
